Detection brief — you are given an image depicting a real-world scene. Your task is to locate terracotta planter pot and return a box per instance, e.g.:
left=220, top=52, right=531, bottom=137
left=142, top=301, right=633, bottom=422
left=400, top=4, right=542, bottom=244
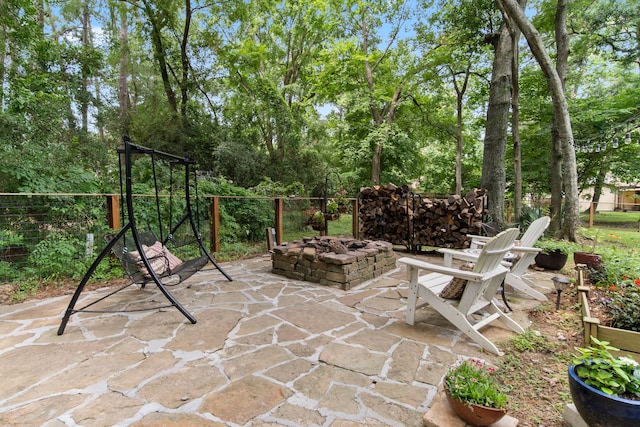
left=534, top=250, right=569, bottom=270
left=444, top=388, right=507, bottom=426
left=569, top=364, right=640, bottom=427
left=573, top=251, right=603, bottom=270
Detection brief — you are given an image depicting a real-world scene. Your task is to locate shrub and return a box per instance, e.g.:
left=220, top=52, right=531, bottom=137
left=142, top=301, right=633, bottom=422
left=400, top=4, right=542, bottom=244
left=606, top=281, right=640, bottom=332
left=28, top=233, right=85, bottom=279
left=198, top=178, right=272, bottom=242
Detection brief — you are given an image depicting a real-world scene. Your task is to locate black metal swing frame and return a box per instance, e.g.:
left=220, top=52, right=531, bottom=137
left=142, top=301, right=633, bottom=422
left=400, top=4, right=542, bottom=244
left=57, top=137, right=232, bottom=335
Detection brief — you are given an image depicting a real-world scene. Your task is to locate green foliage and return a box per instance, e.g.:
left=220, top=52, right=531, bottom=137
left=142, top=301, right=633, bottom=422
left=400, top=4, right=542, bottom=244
left=535, top=239, right=579, bottom=255
left=12, top=279, right=41, bottom=302
left=0, top=230, right=24, bottom=248
left=517, top=205, right=544, bottom=229
left=510, top=330, right=553, bottom=352
left=198, top=178, right=272, bottom=242
left=28, top=233, right=85, bottom=279
left=609, top=288, right=640, bottom=332
left=445, top=359, right=509, bottom=409
left=573, top=337, right=640, bottom=397
left=251, top=178, right=305, bottom=198
left=601, top=280, right=640, bottom=332
left=0, top=261, right=20, bottom=282
left=588, top=244, right=640, bottom=287
left=326, top=199, right=338, bottom=214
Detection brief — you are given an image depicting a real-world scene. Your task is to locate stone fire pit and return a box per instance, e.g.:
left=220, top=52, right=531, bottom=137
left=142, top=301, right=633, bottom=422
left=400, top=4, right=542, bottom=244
left=271, top=236, right=396, bottom=290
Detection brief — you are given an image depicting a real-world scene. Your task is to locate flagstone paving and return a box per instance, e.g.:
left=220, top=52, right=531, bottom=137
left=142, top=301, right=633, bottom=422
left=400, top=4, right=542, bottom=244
left=0, top=253, right=555, bottom=426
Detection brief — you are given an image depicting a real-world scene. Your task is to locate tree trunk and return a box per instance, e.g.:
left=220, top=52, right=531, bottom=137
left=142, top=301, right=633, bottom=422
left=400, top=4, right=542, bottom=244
left=497, top=0, right=580, bottom=240
left=0, top=0, right=6, bottom=110
left=81, top=2, right=90, bottom=136
left=118, top=4, right=130, bottom=136
left=548, top=0, right=569, bottom=233
left=510, top=7, right=523, bottom=222
left=179, top=0, right=192, bottom=124
left=549, top=128, right=564, bottom=231
left=452, top=64, right=470, bottom=196
left=481, top=21, right=513, bottom=228
left=589, top=162, right=607, bottom=213
left=143, top=1, right=178, bottom=115
left=361, top=12, right=402, bottom=186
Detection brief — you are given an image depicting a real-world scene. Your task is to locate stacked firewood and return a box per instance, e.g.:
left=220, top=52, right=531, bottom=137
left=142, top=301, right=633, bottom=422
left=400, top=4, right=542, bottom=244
left=358, top=184, right=487, bottom=249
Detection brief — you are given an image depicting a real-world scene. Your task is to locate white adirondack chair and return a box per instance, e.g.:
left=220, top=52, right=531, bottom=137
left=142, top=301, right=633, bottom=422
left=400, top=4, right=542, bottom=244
left=398, top=228, right=524, bottom=355
left=439, top=216, right=551, bottom=301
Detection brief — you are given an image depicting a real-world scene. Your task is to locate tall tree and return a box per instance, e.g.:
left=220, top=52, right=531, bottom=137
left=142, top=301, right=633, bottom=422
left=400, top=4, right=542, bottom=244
left=420, top=0, right=495, bottom=196
left=212, top=0, right=338, bottom=187
left=117, top=2, right=131, bottom=135
left=510, top=3, right=524, bottom=221
left=315, top=0, right=424, bottom=186
left=547, top=0, right=569, bottom=233
left=497, top=0, right=580, bottom=240
left=480, top=17, right=513, bottom=227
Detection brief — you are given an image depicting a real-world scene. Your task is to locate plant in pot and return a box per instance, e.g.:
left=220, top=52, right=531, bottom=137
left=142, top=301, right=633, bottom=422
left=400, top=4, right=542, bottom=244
left=325, top=199, right=340, bottom=220
left=443, top=358, right=509, bottom=426
left=334, top=186, right=349, bottom=213
left=302, top=207, right=325, bottom=231
left=568, top=336, right=640, bottom=427
left=574, top=233, right=603, bottom=270
left=534, top=239, right=577, bottom=270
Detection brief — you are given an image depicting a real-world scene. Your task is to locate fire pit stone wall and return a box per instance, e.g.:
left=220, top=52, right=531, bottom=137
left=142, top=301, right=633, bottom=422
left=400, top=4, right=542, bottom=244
left=271, top=237, right=396, bottom=290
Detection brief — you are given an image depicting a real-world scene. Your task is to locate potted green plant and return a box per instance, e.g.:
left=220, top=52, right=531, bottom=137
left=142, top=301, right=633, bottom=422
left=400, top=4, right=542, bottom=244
left=574, top=234, right=604, bottom=270
left=303, top=207, right=325, bottom=231
left=334, top=186, right=349, bottom=213
left=325, top=199, right=340, bottom=220
left=443, top=359, right=509, bottom=426
left=568, top=337, right=640, bottom=427
left=534, top=239, right=576, bottom=270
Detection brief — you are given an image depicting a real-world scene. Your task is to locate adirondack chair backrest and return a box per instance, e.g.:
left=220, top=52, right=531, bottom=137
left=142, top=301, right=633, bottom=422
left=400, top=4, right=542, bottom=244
left=457, top=228, right=519, bottom=314
left=472, top=228, right=520, bottom=274
left=518, top=216, right=550, bottom=248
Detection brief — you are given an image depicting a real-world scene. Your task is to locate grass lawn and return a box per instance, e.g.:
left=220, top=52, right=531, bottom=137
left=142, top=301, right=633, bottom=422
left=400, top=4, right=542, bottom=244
left=581, top=210, right=640, bottom=228
left=282, top=213, right=354, bottom=242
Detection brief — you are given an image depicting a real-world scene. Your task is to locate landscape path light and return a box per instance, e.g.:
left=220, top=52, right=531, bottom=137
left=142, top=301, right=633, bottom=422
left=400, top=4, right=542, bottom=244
left=551, top=276, right=570, bottom=310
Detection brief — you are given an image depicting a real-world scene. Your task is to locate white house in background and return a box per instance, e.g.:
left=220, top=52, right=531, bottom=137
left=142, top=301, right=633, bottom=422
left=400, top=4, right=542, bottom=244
left=579, top=183, right=640, bottom=212
left=614, top=183, right=640, bottom=211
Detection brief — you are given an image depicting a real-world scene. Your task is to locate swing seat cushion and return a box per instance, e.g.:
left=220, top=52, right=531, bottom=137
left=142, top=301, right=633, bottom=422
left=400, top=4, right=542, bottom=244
left=128, top=242, right=183, bottom=278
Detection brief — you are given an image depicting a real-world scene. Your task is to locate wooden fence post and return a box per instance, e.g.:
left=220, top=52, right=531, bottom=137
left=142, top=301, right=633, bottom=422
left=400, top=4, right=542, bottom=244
left=589, top=202, right=595, bottom=228
left=351, top=199, right=359, bottom=239
left=106, top=194, right=120, bottom=230
left=210, top=196, right=221, bottom=253
left=274, top=198, right=284, bottom=245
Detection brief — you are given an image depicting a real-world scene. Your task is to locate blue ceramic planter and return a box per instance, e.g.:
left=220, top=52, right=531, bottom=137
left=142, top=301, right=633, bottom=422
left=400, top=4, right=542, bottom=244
left=568, top=364, right=640, bottom=427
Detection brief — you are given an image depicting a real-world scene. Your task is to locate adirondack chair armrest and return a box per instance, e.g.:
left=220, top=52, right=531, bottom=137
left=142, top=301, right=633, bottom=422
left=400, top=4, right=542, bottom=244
left=513, top=246, right=542, bottom=254
left=466, top=234, right=490, bottom=242
left=466, top=234, right=490, bottom=249
left=438, top=248, right=514, bottom=269
left=438, top=248, right=478, bottom=263
left=398, top=257, right=507, bottom=282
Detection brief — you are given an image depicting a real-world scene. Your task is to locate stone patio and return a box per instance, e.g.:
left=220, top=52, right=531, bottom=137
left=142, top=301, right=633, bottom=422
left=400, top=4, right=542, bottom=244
left=0, top=252, right=555, bottom=426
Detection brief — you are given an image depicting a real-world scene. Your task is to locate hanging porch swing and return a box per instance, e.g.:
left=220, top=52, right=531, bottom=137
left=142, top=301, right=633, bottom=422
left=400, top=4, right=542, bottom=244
left=57, top=136, right=232, bottom=335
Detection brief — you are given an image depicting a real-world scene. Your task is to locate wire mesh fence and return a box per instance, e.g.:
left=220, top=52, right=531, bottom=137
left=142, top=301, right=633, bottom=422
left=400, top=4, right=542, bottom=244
left=0, top=193, right=219, bottom=285
left=0, top=193, right=356, bottom=286
left=0, top=194, right=113, bottom=283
